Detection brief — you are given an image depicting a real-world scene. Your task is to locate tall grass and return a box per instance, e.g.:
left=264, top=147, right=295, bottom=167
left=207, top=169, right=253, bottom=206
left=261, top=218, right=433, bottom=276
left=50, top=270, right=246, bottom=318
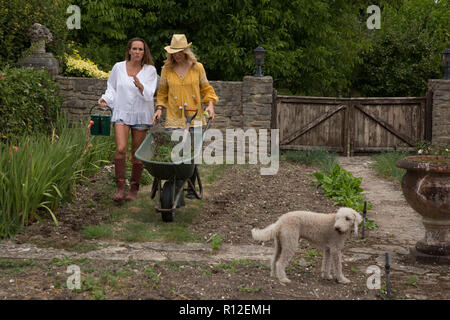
left=0, top=114, right=114, bottom=238
left=371, top=151, right=411, bottom=183
left=282, top=149, right=338, bottom=173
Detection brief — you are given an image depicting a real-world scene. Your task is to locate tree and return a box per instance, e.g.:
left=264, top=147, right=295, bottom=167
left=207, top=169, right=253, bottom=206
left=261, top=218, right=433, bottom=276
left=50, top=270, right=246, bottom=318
left=67, top=0, right=371, bottom=96
left=353, top=0, right=449, bottom=96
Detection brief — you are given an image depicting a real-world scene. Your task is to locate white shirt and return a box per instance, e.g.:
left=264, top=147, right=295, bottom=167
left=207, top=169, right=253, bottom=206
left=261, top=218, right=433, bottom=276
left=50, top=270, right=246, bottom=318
left=101, top=61, right=157, bottom=125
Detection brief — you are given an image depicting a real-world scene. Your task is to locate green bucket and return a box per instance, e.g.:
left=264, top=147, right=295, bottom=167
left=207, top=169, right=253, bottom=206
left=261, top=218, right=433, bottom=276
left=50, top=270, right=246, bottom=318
left=89, top=105, right=112, bottom=136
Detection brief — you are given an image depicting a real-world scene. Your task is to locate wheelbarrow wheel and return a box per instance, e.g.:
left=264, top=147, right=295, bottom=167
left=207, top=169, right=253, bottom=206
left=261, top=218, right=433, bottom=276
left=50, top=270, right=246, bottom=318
left=160, top=180, right=185, bottom=222
left=161, top=180, right=175, bottom=222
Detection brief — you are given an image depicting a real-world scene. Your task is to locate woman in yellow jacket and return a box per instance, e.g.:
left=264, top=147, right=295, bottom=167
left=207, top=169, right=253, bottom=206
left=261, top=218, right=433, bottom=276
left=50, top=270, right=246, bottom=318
left=153, top=34, right=218, bottom=198
left=153, top=34, right=217, bottom=125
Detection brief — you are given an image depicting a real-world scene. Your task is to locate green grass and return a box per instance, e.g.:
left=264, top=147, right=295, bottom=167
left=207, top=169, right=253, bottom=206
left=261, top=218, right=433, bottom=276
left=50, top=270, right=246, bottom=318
left=0, top=258, right=37, bottom=275
left=210, top=234, right=223, bottom=251
left=371, top=151, right=411, bottom=183
left=81, top=163, right=228, bottom=244
left=406, top=275, right=418, bottom=287
left=82, top=224, right=115, bottom=240
left=304, top=249, right=322, bottom=260
left=144, top=266, right=162, bottom=288
left=281, top=149, right=338, bottom=173
left=239, top=286, right=261, bottom=293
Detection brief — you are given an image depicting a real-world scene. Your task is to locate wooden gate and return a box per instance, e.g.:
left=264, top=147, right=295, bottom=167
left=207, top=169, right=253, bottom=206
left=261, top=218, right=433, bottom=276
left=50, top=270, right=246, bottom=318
left=275, top=95, right=428, bottom=155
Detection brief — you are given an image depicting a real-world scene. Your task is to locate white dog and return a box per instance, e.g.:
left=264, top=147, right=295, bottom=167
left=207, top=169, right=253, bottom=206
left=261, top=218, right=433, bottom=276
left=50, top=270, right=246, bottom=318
left=251, top=207, right=362, bottom=284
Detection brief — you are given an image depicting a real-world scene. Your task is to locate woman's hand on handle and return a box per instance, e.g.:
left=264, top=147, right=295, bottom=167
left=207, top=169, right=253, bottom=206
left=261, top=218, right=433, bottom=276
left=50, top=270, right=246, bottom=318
left=98, top=98, right=107, bottom=107
left=153, top=109, right=162, bottom=123
left=205, top=101, right=215, bottom=120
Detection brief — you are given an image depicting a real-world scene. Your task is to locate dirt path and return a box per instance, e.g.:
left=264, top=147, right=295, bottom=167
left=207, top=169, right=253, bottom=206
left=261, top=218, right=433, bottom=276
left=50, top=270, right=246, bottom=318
left=338, top=156, right=424, bottom=247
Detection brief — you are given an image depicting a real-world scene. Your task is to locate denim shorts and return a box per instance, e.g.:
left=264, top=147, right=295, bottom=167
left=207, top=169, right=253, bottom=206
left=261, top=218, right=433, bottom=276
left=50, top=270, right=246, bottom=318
left=114, top=120, right=151, bottom=130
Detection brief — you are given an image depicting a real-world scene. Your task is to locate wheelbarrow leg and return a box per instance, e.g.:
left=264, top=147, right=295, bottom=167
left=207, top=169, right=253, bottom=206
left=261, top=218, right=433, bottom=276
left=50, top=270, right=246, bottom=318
left=154, top=178, right=162, bottom=211
left=150, top=178, right=159, bottom=200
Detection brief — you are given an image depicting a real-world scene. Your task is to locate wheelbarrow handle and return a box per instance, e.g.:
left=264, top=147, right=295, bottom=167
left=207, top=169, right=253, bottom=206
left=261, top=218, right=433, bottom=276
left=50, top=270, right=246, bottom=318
left=183, top=104, right=198, bottom=124
left=204, top=117, right=212, bottom=133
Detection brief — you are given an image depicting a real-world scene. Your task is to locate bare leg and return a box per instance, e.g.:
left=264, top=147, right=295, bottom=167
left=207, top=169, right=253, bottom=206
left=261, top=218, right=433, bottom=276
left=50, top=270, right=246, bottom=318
left=130, top=128, right=148, bottom=163
left=114, top=123, right=130, bottom=160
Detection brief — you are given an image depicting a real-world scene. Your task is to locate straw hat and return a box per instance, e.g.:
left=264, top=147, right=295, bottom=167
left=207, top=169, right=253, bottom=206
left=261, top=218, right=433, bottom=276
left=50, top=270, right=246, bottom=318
left=164, top=34, right=192, bottom=54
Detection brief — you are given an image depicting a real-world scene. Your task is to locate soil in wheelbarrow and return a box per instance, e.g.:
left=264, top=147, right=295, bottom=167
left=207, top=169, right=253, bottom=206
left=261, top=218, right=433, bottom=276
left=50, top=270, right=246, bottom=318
left=149, top=132, right=177, bottom=162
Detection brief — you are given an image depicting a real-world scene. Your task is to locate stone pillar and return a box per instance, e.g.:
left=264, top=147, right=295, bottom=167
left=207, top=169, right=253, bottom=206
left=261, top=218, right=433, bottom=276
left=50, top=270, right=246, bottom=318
left=239, top=76, right=274, bottom=160
left=428, top=79, right=450, bottom=144
left=242, top=76, right=273, bottom=131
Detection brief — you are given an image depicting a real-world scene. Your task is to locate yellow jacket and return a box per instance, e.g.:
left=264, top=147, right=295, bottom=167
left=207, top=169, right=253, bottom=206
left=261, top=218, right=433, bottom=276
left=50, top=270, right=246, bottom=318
left=156, top=62, right=219, bottom=128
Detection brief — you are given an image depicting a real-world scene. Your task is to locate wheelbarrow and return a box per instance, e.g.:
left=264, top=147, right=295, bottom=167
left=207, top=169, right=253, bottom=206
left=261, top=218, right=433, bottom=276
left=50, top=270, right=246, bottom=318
left=134, top=105, right=211, bottom=222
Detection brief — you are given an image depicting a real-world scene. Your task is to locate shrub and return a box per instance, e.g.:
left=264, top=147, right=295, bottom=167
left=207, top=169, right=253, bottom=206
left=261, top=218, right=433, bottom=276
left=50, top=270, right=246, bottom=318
left=314, top=164, right=372, bottom=212
left=63, top=49, right=110, bottom=78
left=0, top=67, right=63, bottom=143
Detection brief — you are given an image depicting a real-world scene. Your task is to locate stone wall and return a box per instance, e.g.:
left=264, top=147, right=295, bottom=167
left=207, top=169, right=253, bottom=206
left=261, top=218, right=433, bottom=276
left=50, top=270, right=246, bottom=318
left=56, top=76, right=108, bottom=125
left=428, top=80, right=450, bottom=144
left=55, top=75, right=274, bottom=132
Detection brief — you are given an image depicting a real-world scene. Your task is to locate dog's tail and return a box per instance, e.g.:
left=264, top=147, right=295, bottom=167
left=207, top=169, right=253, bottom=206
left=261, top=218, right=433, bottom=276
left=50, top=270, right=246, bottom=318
left=251, top=222, right=278, bottom=242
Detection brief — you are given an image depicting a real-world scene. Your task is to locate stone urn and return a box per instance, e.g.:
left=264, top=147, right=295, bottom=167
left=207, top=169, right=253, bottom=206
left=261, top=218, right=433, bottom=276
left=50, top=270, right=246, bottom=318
left=19, top=23, right=60, bottom=77
left=396, top=155, right=450, bottom=264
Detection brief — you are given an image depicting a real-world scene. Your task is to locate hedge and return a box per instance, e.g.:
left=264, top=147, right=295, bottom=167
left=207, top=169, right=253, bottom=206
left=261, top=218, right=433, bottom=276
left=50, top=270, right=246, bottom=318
left=0, top=67, right=63, bottom=143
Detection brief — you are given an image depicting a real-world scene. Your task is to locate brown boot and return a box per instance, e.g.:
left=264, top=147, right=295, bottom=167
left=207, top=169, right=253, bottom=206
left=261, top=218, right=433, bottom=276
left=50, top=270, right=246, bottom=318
left=113, top=158, right=126, bottom=202
left=125, top=162, right=144, bottom=201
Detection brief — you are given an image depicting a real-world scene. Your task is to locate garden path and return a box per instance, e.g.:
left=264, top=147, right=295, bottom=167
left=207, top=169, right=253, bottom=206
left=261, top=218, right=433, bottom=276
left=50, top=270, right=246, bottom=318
left=337, top=156, right=424, bottom=247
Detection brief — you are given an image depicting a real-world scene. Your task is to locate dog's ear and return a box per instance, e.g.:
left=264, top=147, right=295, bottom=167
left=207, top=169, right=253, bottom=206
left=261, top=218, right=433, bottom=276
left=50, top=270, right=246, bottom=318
left=353, top=211, right=362, bottom=235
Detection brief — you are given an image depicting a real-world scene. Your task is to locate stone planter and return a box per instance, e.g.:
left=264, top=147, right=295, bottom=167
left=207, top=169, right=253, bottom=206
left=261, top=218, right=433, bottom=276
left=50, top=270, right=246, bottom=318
left=396, top=155, right=450, bottom=264
left=18, top=23, right=59, bottom=78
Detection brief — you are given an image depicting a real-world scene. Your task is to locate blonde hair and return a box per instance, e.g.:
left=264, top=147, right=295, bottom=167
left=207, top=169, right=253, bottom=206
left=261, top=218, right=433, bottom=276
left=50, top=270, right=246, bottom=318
left=163, top=48, right=198, bottom=69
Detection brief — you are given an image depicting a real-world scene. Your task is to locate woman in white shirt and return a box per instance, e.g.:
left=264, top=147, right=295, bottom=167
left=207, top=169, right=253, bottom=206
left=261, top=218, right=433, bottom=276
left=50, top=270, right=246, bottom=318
left=98, top=37, right=157, bottom=202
